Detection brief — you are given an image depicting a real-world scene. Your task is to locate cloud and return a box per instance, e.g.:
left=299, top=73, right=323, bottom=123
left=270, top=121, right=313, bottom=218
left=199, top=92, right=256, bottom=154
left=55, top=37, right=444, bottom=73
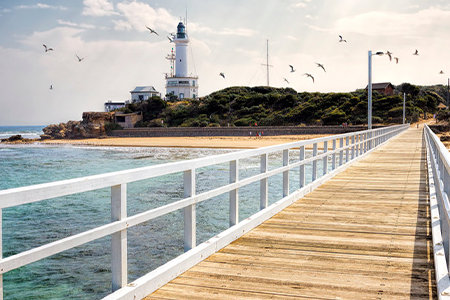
left=57, top=20, right=95, bottom=29
left=334, top=7, right=450, bottom=37
left=16, top=3, right=67, bottom=10
left=114, top=2, right=177, bottom=32
left=82, top=0, right=118, bottom=16
left=220, top=28, right=256, bottom=37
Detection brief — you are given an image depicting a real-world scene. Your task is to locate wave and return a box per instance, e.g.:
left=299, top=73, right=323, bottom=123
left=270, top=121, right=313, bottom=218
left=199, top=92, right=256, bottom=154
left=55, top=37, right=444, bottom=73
left=0, top=125, right=45, bottom=139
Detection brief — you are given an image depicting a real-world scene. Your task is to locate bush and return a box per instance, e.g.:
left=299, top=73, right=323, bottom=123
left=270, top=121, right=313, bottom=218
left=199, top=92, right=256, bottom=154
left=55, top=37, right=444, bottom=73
left=104, top=122, right=123, bottom=132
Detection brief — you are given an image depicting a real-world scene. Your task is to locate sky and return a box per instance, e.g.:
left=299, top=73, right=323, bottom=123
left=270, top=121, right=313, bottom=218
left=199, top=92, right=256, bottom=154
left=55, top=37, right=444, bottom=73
left=0, top=0, right=449, bottom=125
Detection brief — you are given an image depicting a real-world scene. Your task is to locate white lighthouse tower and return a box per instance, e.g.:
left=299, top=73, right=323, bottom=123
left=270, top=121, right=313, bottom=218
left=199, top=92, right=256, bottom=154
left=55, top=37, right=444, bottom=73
left=165, top=21, right=199, bottom=99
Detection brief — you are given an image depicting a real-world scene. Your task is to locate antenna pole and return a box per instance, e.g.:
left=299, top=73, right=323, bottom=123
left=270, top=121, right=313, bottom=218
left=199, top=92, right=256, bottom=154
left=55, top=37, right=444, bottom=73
left=266, top=40, right=269, bottom=86
left=261, top=39, right=272, bottom=87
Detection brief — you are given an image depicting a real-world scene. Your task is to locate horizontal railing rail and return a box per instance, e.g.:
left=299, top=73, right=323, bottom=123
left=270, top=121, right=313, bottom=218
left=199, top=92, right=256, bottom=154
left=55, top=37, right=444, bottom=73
left=424, top=125, right=450, bottom=299
left=0, top=124, right=408, bottom=300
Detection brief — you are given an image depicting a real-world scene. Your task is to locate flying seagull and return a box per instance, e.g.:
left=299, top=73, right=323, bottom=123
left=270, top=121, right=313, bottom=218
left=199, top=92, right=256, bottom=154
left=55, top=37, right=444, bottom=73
left=386, top=51, right=393, bottom=61
left=394, top=57, right=399, bottom=64
left=43, top=44, right=53, bottom=52
left=413, top=49, right=419, bottom=55
left=49, top=85, right=53, bottom=90
left=289, top=65, right=296, bottom=73
left=145, top=26, right=159, bottom=35
left=315, top=62, right=326, bottom=72
left=76, top=54, right=85, bottom=62
left=339, top=35, right=347, bottom=43
left=303, top=73, right=314, bottom=83
left=219, top=72, right=225, bottom=79
left=440, top=70, right=445, bottom=74
left=167, top=36, right=173, bottom=43
left=283, top=78, right=290, bottom=84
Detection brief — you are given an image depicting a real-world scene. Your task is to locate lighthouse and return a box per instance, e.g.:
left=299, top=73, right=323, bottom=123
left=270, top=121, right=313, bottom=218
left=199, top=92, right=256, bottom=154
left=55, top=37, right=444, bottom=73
left=165, top=21, right=198, bottom=99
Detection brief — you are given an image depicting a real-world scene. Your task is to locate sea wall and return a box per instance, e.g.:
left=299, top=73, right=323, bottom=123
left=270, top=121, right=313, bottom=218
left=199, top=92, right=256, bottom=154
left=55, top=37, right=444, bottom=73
left=109, top=125, right=372, bottom=138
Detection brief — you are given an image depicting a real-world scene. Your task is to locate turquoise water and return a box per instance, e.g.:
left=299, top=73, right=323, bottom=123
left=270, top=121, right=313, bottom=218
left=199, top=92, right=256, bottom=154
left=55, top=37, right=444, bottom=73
left=0, top=125, right=45, bottom=140
left=1, top=127, right=314, bottom=299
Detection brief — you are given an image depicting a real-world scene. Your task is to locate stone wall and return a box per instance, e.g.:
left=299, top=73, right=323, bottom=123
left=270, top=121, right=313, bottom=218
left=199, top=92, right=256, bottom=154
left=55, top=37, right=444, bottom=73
left=109, top=125, right=372, bottom=138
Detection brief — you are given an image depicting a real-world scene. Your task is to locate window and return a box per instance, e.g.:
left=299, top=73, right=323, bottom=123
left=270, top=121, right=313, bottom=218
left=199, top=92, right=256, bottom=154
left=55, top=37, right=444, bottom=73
left=116, top=116, right=125, bottom=122
left=138, top=95, right=144, bottom=101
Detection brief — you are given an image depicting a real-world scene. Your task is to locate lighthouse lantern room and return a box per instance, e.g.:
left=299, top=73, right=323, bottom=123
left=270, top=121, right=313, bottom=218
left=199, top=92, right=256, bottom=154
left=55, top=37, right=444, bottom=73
left=165, top=21, right=198, bottom=100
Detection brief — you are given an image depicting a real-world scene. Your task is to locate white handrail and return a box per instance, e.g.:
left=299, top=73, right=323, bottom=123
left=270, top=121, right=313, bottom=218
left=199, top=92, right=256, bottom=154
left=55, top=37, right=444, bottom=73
left=424, top=125, right=450, bottom=299
left=0, top=124, right=408, bottom=299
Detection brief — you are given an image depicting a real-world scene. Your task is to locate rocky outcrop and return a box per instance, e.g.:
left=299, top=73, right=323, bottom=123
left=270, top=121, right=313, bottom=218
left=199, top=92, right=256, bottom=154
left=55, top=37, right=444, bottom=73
left=42, top=112, right=114, bottom=139
left=1, top=135, right=36, bottom=143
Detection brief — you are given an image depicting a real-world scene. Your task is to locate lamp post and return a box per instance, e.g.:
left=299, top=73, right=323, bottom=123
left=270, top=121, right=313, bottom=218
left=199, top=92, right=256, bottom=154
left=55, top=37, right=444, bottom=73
left=367, top=50, right=384, bottom=130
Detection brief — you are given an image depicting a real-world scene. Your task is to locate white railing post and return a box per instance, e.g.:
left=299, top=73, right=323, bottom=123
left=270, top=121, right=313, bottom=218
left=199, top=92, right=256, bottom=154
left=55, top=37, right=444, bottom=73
left=184, top=169, right=196, bottom=251
left=299, top=146, right=305, bottom=188
left=339, top=138, right=344, bottom=166
left=332, top=139, right=336, bottom=170
left=260, top=154, right=268, bottom=210
left=230, top=160, right=239, bottom=226
left=323, top=141, right=328, bottom=175
left=345, top=136, right=350, bottom=163
left=312, top=143, right=318, bottom=182
left=111, top=184, right=127, bottom=292
left=351, top=135, right=355, bottom=159
left=359, top=134, right=363, bottom=156
left=0, top=208, right=2, bottom=300
left=283, top=149, right=289, bottom=197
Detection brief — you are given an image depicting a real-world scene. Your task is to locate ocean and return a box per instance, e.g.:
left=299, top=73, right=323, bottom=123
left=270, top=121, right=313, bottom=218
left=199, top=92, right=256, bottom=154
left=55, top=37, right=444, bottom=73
left=0, top=126, right=309, bottom=299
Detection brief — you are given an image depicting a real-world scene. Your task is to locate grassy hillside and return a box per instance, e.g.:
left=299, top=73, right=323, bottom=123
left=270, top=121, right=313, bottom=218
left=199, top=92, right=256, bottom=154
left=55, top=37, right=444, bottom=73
left=116, top=83, right=447, bottom=128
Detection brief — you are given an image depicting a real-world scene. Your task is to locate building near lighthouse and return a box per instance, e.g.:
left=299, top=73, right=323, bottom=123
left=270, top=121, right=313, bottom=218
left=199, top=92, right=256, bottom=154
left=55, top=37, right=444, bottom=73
left=165, top=21, right=198, bottom=99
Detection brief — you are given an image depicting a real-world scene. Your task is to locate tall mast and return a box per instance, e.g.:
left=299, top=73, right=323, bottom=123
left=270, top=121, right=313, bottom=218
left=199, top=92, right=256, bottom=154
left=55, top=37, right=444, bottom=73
left=261, top=39, right=272, bottom=86
left=266, top=39, right=269, bottom=86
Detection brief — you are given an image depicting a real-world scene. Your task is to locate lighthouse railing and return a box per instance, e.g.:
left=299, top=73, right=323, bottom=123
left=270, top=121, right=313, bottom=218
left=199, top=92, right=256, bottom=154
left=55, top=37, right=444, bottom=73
left=0, top=124, right=408, bottom=300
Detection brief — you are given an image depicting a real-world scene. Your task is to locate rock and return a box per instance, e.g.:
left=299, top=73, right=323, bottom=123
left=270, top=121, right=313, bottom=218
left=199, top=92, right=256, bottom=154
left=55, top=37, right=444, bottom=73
left=41, top=112, right=115, bottom=139
left=1, top=135, right=34, bottom=143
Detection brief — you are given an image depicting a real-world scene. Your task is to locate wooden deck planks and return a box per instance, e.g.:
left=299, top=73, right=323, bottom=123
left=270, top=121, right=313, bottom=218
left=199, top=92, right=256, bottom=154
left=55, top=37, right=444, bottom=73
left=145, top=126, right=435, bottom=300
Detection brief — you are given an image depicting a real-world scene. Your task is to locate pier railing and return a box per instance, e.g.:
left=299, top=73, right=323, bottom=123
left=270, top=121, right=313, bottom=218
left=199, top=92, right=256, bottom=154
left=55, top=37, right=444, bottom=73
left=424, top=125, right=450, bottom=299
left=0, top=124, right=408, bottom=300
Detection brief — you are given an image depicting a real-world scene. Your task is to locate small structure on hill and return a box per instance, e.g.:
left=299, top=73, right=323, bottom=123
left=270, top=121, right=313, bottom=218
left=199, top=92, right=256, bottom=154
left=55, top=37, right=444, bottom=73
left=365, top=82, right=394, bottom=96
left=104, top=100, right=128, bottom=112
left=130, top=86, right=159, bottom=102
left=114, top=112, right=143, bottom=128
left=437, top=102, right=448, bottom=110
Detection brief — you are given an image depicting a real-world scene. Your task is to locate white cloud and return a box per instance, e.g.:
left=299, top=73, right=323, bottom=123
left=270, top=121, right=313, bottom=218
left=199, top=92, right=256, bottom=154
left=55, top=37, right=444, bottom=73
left=16, top=3, right=67, bottom=10
left=334, top=7, right=450, bottom=38
left=57, top=20, right=96, bottom=29
left=115, top=2, right=177, bottom=32
left=220, top=28, right=256, bottom=37
left=82, top=0, right=118, bottom=16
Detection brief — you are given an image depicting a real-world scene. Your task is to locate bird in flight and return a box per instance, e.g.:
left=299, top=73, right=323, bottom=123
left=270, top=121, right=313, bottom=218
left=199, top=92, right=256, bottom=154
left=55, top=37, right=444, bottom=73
left=145, top=26, right=159, bottom=35
left=289, top=65, right=296, bottom=73
left=219, top=72, right=225, bottom=78
left=167, top=36, right=173, bottom=43
left=303, top=73, right=314, bottom=83
left=284, top=78, right=290, bottom=84
left=43, top=44, right=53, bottom=52
left=76, top=54, right=85, bottom=62
left=385, top=51, right=393, bottom=61
left=49, top=85, right=53, bottom=90
left=339, top=35, right=347, bottom=43
left=315, top=62, right=326, bottom=72
left=413, top=49, right=419, bottom=55
left=440, top=70, right=445, bottom=74
left=394, top=57, right=399, bottom=64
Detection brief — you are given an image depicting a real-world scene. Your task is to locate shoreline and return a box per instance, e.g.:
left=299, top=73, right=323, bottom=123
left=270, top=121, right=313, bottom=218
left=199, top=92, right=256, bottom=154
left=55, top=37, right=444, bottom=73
left=38, top=134, right=331, bottom=149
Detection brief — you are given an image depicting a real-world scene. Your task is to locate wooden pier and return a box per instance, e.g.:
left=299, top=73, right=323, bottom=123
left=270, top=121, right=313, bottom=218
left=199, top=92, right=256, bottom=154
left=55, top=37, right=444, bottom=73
left=145, top=126, right=435, bottom=299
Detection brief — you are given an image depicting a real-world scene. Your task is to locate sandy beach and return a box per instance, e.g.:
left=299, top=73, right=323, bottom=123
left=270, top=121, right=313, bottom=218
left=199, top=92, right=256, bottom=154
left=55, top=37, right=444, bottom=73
left=39, top=134, right=331, bottom=149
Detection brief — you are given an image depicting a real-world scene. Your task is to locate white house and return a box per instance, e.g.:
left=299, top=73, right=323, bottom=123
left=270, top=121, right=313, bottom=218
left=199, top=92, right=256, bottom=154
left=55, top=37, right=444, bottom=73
left=130, top=86, right=159, bottom=102
left=104, top=101, right=127, bottom=112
